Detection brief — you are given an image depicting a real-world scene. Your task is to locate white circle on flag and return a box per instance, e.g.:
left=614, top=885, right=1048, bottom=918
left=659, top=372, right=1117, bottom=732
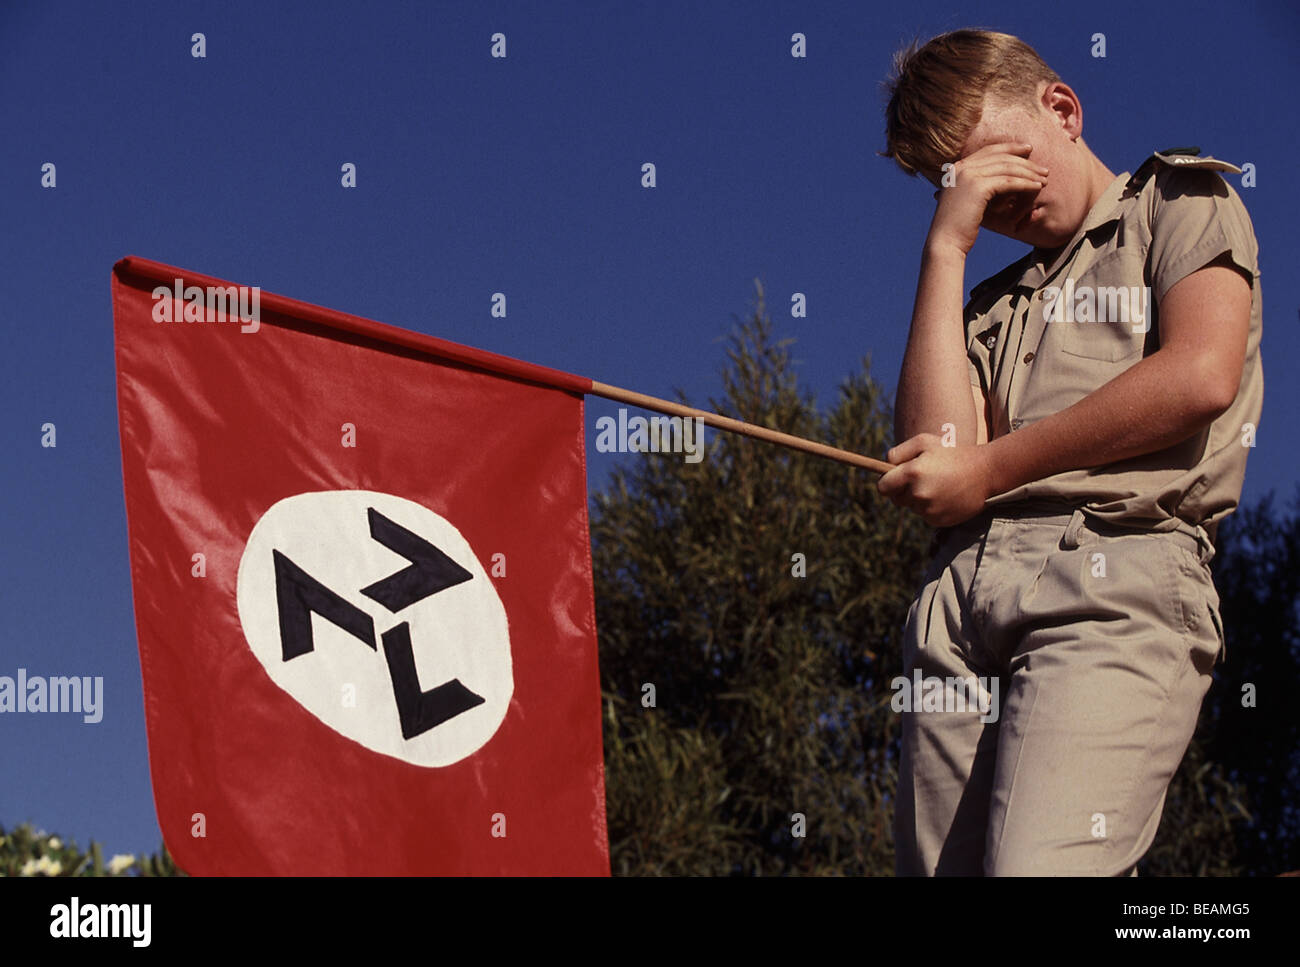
left=236, top=490, right=512, bottom=767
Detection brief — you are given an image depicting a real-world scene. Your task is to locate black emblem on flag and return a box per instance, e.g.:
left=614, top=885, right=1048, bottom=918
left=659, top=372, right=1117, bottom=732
left=272, top=508, right=485, bottom=739
left=361, top=507, right=473, bottom=610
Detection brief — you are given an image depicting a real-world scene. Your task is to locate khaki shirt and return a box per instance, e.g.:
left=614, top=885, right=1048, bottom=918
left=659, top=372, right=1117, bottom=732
left=965, top=150, right=1263, bottom=547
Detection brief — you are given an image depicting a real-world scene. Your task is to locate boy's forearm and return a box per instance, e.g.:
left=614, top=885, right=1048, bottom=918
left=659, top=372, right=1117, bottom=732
left=980, top=348, right=1227, bottom=499
left=894, top=243, right=978, bottom=445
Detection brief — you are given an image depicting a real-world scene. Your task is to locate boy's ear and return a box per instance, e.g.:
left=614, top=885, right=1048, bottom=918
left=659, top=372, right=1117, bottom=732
left=1042, top=81, right=1084, bottom=139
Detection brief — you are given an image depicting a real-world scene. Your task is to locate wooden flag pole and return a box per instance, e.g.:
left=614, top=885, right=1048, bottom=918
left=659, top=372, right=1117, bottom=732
left=588, top=380, right=896, bottom=475
left=112, top=256, right=896, bottom=474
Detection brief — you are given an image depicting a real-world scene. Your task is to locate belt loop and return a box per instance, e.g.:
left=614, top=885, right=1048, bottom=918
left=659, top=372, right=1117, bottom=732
left=1061, top=508, right=1087, bottom=550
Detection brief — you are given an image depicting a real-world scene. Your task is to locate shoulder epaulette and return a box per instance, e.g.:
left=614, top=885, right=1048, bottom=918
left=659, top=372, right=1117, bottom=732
left=1125, top=146, right=1243, bottom=193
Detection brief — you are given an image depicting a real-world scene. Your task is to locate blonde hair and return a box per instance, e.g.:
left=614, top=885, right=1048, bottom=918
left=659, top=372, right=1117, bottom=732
left=881, top=29, right=1060, bottom=178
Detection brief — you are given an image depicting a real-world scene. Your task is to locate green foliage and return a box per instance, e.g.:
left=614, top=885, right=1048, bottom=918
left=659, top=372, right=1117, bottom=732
left=1196, top=487, right=1300, bottom=874
left=0, top=822, right=183, bottom=877
left=602, top=691, right=745, bottom=875
left=593, top=280, right=932, bottom=875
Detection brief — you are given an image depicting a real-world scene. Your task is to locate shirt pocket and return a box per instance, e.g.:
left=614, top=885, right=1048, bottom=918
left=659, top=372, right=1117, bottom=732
left=1048, top=249, right=1151, bottom=363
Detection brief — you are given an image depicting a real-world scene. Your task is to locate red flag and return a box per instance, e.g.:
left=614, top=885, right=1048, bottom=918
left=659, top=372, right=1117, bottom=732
left=111, top=256, right=608, bottom=875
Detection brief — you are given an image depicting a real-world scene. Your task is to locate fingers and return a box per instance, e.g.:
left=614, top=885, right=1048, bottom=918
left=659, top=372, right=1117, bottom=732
left=946, top=144, right=1049, bottom=190
left=927, top=142, right=1050, bottom=253
left=964, top=141, right=1038, bottom=165
left=971, top=141, right=1034, bottom=158
left=877, top=466, right=902, bottom=498
left=886, top=433, right=935, bottom=464
left=964, top=155, right=1046, bottom=176
left=960, top=160, right=1048, bottom=192
left=877, top=467, right=919, bottom=513
left=984, top=175, right=1047, bottom=199
left=878, top=434, right=933, bottom=502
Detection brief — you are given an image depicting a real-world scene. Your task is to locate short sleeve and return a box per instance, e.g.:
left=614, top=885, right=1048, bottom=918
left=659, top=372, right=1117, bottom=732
left=1148, top=168, right=1258, bottom=304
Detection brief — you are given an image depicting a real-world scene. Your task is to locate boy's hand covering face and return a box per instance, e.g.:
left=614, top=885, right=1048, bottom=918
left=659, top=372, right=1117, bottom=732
left=926, top=142, right=1049, bottom=255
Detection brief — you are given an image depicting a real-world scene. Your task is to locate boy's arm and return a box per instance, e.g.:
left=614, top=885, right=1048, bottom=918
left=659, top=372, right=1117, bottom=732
left=883, top=253, right=1250, bottom=527
left=894, top=142, right=1047, bottom=446
left=893, top=244, right=982, bottom=445
left=977, top=253, right=1250, bottom=497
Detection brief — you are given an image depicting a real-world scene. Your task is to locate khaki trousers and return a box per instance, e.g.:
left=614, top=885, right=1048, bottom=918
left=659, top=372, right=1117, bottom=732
left=894, top=501, right=1226, bottom=876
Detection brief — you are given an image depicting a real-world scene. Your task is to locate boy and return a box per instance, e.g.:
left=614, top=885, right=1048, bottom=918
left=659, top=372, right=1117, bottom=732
left=876, top=29, right=1262, bottom=875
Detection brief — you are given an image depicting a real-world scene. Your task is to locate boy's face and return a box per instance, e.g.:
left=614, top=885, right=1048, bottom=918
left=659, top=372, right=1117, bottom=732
left=933, top=82, right=1098, bottom=251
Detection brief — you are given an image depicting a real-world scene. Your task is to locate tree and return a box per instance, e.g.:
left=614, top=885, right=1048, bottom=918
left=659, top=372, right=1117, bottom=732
left=1195, top=487, right=1300, bottom=874
left=593, top=281, right=934, bottom=875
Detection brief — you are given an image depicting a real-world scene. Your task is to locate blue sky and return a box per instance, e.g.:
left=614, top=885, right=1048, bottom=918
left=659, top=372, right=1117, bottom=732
left=2, top=0, right=1296, bottom=860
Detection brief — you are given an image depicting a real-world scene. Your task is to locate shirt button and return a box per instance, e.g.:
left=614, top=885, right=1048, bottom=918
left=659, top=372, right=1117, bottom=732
left=1023, top=351, right=1035, bottom=363
left=1011, top=418, right=1024, bottom=430
left=986, top=336, right=996, bottom=348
